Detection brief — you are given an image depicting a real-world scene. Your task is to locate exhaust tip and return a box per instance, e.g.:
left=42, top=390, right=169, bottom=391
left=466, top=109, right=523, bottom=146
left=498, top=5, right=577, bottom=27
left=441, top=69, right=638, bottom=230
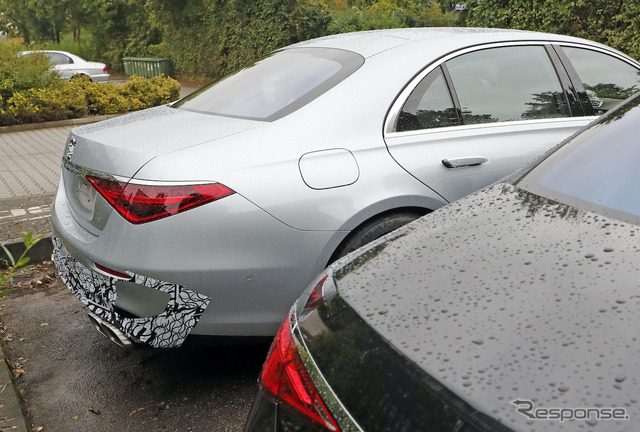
left=87, top=312, right=133, bottom=349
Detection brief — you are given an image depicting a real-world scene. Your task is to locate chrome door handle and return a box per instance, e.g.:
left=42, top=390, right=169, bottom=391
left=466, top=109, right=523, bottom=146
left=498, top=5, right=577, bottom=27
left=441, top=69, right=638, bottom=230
left=442, top=157, right=489, bottom=168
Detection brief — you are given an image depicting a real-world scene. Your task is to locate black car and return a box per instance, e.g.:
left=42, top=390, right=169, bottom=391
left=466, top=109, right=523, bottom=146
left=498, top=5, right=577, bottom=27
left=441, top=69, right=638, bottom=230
left=244, top=92, right=640, bottom=431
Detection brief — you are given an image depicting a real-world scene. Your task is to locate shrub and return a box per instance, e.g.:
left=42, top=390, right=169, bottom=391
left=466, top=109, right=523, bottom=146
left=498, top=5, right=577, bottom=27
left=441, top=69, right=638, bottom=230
left=0, top=74, right=181, bottom=126
left=0, top=41, right=60, bottom=101
left=6, top=87, right=88, bottom=124
left=118, top=75, right=181, bottom=111
left=66, top=76, right=130, bottom=115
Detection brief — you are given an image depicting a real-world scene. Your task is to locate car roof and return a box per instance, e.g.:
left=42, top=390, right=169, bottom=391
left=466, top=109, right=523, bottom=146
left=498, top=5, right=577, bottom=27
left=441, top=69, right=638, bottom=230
left=20, top=50, right=83, bottom=59
left=289, top=27, right=619, bottom=58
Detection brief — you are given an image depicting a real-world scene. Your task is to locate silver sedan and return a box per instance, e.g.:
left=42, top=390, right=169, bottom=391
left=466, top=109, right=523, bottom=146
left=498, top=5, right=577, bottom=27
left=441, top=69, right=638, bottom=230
left=51, top=28, right=640, bottom=348
left=20, top=50, right=110, bottom=83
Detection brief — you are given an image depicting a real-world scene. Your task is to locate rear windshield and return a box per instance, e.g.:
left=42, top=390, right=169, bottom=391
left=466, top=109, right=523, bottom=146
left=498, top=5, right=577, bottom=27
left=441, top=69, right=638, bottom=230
left=517, top=93, right=640, bottom=222
left=173, top=47, right=364, bottom=121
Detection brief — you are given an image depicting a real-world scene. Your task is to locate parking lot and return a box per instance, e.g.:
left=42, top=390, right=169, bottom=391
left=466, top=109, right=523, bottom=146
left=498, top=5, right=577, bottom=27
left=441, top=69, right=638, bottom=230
left=1, top=262, right=269, bottom=431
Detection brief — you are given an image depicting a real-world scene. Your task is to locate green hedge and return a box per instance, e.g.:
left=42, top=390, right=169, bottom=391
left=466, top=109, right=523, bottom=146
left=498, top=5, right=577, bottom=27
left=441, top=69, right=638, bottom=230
left=0, top=75, right=180, bottom=126
left=0, top=42, right=59, bottom=101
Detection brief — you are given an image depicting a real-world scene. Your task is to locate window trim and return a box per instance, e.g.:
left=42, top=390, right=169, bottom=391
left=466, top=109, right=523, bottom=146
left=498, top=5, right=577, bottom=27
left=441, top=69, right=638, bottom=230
left=545, top=45, right=586, bottom=116
left=384, top=41, right=639, bottom=137
left=554, top=43, right=640, bottom=117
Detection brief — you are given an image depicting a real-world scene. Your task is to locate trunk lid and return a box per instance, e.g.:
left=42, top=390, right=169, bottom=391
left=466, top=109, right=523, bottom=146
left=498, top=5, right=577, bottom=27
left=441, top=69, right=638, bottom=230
left=61, top=105, right=256, bottom=232
left=65, top=105, right=256, bottom=177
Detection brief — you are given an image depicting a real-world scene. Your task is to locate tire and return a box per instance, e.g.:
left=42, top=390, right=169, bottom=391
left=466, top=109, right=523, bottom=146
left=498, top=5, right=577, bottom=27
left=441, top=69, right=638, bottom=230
left=329, top=211, right=424, bottom=264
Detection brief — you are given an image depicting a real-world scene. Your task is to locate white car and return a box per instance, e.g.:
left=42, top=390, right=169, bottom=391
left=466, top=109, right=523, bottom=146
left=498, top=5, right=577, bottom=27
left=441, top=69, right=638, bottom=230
left=20, top=50, right=110, bottom=83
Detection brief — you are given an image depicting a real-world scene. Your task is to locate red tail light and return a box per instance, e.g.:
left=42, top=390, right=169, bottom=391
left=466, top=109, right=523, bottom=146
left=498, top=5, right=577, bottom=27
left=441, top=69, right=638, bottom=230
left=259, top=313, right=340, bottom=431
left=304, top=275, right=328, bottom=309
left=103, top=66, right=108, bottom=73
left=94, top=263, right=132, bottom=280
left=87, top=176, right=234, bottom=224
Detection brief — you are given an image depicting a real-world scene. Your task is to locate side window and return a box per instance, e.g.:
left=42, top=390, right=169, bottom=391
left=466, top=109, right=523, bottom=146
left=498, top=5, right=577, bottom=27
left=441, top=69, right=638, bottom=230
left=396, top=67, right=458, bottom=132
left=47, top=53, right=73, bottom=65
left=562, top=46, right=640, bottom=114
left=446, top=46, right=570, bottom=125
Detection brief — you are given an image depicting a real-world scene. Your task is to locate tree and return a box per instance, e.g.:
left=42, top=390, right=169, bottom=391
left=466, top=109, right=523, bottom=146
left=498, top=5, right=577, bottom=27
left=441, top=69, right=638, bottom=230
left=0, top=0, right=69, bottom=43
left=145, top=0, right=332, bottom=78
left=464, top=0, right=640, bottom=59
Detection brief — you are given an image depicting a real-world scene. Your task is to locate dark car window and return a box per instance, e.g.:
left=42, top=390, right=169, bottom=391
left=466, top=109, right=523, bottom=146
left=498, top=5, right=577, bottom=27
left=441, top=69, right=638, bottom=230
left=396, top=67, right=459, bottom=132
left=173, top=47, right=364, bottom=121
left=446, top=46, right=570, bottom=125
left=562, top=46, right=640, bottom=115
left=47, top=53, right=73, bottom=65
left=518, top=94, right=640, bottom=220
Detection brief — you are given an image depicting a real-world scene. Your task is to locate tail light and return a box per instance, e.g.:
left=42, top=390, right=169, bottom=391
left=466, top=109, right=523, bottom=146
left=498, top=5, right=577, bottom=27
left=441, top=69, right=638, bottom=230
left=259, top=312, right=340, bottom=431
left=304, top=275, right=328, bottom=309
left=87, top=176, right=234, bottom=224
left=103, top=66, right=108, bottom=73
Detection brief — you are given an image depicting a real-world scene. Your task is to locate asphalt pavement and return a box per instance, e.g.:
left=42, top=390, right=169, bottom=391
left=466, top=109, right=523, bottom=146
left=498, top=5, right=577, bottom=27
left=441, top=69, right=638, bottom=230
left=0, top=79, right=204, bottom=432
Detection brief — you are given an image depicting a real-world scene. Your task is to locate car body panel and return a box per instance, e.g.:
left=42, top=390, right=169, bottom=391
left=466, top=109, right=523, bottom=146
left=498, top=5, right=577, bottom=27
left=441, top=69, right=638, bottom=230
left=385, top=116, right=594, bottom=202
left=65, top=106, right=257, bottom=178
left=52, top=236, right=210, bottom=348
left=52, top=181, right=340, bottom=338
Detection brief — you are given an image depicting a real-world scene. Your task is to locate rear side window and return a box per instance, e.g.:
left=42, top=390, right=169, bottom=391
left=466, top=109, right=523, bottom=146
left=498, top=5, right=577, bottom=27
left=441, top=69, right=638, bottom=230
left=47, top=53, right=73, bottom=65
left=446, top=46, right=570, bottom=125
left=396, top=67, right=459, bottom=132
left=562, top=46, right=640, bottom=114
left=174, top=48, right=364, bottom=121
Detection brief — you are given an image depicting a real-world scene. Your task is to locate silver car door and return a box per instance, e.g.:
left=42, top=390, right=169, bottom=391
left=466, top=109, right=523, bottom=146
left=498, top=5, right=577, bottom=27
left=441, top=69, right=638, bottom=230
left=49, top=52, right=75, bottom=80
left=384, top=44, right=593, bottom=203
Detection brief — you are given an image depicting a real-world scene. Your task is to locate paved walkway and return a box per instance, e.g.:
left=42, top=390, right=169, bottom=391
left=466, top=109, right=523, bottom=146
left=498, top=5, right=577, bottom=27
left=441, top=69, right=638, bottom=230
left=0, top=126, right=69, bottom=245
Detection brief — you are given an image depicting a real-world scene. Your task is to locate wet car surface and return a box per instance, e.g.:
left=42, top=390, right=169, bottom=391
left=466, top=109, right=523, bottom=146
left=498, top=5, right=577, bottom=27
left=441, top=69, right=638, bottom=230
left=51, top=28, right=640, bottom=348
left=245, top=93, right=640, bottom=431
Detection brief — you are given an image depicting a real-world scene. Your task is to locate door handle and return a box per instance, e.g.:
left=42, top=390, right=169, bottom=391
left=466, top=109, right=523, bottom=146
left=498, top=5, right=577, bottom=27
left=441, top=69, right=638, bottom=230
left=442, top=157, right=489, bottom=169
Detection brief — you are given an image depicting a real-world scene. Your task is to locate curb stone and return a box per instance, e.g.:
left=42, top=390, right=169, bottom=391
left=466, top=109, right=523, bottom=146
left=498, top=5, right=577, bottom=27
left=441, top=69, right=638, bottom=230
left=1, top=237, right=54, bottom=270
left=0, top=348, right=28, bottom=432
left=0, top=114, right=123, bottom=134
